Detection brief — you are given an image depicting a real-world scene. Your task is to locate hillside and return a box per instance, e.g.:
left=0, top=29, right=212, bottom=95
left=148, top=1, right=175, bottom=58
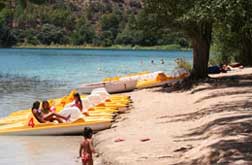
left=0, top=0, right=188, bottom=48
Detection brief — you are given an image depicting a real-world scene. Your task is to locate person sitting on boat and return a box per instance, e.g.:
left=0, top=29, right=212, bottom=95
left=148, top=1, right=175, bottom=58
left=73, top=93, right=83, bottom=111
left=60, top=93, right=85, bottom=122
left=32, top=101, right=70, bottom=123
left=41, top=100, right=56, bottom=114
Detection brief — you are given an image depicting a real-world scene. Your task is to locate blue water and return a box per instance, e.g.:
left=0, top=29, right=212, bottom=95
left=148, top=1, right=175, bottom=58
left=0, top=48, right=192, bottom=116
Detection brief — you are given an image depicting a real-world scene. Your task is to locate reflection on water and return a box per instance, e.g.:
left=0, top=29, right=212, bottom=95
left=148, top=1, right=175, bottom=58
left=0, top=73, right=65, bottom=95
left=0, top=136, right=82, bottom=165
left=0, top=73, right=67, bottom=117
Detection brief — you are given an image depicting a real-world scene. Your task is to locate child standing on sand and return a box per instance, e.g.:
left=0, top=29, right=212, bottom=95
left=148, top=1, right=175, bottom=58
left=79, top=127, right=95, bottom=165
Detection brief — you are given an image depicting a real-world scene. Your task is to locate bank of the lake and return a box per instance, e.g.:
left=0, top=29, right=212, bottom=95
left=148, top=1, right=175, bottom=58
left=15, top=44, right=190, bottom=51
left=94, top=68, right=252, bottom=165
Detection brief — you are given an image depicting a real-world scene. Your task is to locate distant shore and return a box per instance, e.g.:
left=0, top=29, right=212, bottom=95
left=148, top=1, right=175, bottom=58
left=15, top=44, right=191, bottom=51
left=94, top=68, right=252, bottom=165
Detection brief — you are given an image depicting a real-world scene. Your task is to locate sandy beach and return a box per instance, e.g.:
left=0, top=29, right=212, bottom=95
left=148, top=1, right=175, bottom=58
left=94, top=68, right=252, bottom=165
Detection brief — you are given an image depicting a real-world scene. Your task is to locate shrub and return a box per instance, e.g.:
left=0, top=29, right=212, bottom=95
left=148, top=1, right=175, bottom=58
left=70, top=17, right=95, bottom=45
left=175, top=58, right=192, bottom=71
left=37, top=24, right=68, bottom=45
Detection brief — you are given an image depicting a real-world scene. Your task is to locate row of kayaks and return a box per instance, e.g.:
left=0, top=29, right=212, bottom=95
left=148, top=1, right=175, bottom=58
left=0, top=88, right=132, bottom=136
left=78, top=69, right=190, bottom=94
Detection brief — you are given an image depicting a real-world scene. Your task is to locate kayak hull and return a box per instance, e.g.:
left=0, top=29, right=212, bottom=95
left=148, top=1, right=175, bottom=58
left=79, top=79, right=137, bottom=94
left=137, top=79, right=179, bottom=89
left=0, top=121, right=111, bottom=136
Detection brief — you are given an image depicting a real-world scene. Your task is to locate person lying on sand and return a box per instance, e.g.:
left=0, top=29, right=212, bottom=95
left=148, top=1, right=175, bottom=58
left=79, top=127, right=95, bottom=165
left=221, top=63, right=244, bottom=72
left=209, top=63, right=244, bottom=74
left=230, top=63, right=244, bottom=69
left=219, top=64, right=228, bottom=73
left=31, top=101, right=70, bottom=123
left=208, top=65, right=221, bottom=74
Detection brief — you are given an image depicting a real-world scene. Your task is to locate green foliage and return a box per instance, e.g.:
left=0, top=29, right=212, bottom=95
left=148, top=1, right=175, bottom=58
left=209, top=52, right=236, bottom=66
left=144, top=0, right=222, bottom=78
left=37, top=24, right=68, bottom=45
left=43, top=7, right=74, bottom=28
left=70, top=17, right=95, bottom=45
left=0, top=2, right=5, bottom=11
left=211, top=25, right=238, bottom=65
left=0, top=1, right=189, bottom=49
left=98, top=11, right=121, bottom=46
left=0, top=9, right=17, bottom=47
left=0, top=24, right=17, bottom=47
left=211, top=0, right=252, bottom=66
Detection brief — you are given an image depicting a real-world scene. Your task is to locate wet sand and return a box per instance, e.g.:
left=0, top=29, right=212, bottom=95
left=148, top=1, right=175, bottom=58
left=94, top=68, right=252, bottom=164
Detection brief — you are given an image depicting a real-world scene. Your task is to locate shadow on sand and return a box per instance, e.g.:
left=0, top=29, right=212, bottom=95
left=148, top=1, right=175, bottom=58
left=160, top=72, right=252, bottom=164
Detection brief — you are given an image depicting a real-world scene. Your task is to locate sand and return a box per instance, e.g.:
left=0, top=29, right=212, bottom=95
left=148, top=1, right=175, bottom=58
left=94, top=68, right=252, bottom=165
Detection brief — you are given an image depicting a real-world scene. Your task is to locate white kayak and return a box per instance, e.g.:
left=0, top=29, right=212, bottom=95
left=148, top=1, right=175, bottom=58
left=78, top=79, right=137, bottom=94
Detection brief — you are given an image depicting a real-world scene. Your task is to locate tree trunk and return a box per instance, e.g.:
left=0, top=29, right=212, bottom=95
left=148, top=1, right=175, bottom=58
left=240, top=32, right=252, bottom=66
left=191, top=23, right=212, bottom=79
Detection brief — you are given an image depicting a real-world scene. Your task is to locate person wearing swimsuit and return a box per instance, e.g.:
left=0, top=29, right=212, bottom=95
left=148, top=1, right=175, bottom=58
left=32, top=101, right=70, bottom=123
left=79, top=127, right=95, bottom=165
left=59, top=93, right=84, bottom=122
left=31, top=101, right=47, bottom=123
left=72, top=93, right=83, bottom=111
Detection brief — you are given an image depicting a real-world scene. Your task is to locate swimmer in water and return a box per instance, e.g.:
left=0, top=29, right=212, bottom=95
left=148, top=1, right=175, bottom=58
left=160, top=59, right=165, bottom=64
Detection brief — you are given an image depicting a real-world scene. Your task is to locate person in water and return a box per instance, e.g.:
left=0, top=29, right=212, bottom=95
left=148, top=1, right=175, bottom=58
left=160, top=59, right=165, bottom=64
left=32, top=101, right=70, bottom=123
left=79, top=127, right=95, bottom=165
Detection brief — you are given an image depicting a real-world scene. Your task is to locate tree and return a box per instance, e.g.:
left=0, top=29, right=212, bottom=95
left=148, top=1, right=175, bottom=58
left=0, top=0, right=5, bottom=11
left=98, top=11, right=121, bottom=46
left=144, top=0, right=213, bottom=78
left=37, top=24, right=67, bottom=45
left=71, top=17, right=95, bottom=45
left=115, top=14, right=143, bottom=46
left=0, top=8, right=17, bottom=47
left=14, top=0, right=47, bottom=17
left=212, top=0, right=252, bottom=66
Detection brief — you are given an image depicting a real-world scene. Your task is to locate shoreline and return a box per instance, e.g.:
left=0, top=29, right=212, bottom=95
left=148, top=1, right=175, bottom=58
left=94, top=68, right=252, bottom=164
left=13, top=44, right=191, bottom=51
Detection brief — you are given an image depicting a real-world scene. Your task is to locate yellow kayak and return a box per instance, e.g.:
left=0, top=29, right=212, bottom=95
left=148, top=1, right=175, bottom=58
left=0, top=119, right=112, bottom=136
left=0, top=89, right=131, bottom=135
